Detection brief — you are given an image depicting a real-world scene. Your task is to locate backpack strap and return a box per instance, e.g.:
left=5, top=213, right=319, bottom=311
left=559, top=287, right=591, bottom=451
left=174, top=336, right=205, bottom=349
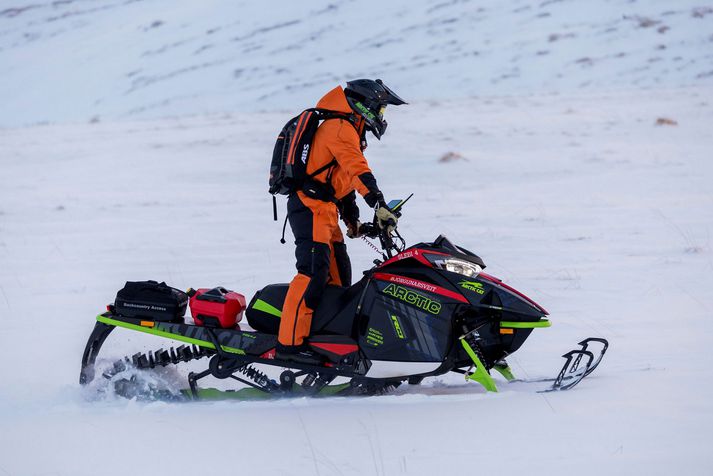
left=307, top=158, right=337, bottom=179
left=304, top=109, right=354, bottom=182
left=280, top=213, right=289, bottom=244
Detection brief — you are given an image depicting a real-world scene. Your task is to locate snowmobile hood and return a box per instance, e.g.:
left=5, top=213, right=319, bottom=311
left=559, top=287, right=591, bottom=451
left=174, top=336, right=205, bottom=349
left=316, top=86, right=353, bottom=114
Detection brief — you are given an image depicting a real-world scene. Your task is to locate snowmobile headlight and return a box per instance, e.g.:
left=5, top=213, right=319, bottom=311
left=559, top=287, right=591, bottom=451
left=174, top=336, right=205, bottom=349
left=435, top=258, right=483, bottom=277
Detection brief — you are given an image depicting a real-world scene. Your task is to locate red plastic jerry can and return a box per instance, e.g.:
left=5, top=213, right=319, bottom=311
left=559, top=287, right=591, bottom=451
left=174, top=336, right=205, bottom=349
left=188, top=287, right=246, bottom=328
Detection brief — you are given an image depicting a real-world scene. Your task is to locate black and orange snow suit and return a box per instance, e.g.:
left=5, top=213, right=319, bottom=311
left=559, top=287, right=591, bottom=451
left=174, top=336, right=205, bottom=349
left=278, top=86, right=383, bottom=348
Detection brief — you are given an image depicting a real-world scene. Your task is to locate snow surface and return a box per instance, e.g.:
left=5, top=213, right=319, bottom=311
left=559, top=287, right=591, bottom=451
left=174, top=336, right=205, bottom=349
left=1, top=1, right=713, bottom=475
left=1, top=87, right=711, bottom=475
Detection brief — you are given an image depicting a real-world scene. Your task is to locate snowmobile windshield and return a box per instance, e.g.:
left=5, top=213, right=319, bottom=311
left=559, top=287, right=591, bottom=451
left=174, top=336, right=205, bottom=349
left=433, top=235, right=461, bottom=253
left=432, top=235, right=485, bottom=267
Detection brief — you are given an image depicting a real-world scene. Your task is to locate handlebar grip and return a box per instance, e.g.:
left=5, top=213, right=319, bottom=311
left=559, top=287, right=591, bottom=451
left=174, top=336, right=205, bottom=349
left=359, top=223, right=379, bottom=238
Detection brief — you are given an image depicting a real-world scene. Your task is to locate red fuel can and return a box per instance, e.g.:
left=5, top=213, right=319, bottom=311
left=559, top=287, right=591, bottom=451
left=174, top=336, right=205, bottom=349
left=188, top=287, right=246, bottom=328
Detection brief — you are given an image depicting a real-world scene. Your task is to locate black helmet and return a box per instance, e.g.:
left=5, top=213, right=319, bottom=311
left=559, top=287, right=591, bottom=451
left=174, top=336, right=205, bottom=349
left=344, top=79, right=407, bottom=139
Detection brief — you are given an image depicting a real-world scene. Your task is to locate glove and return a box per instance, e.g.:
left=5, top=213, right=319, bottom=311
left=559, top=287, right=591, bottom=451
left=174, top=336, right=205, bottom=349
left=346, top=220, right=363, bottom=239
left=375, top=205, right=398, bottom=233
left=338, top=191, right=359, bottom=227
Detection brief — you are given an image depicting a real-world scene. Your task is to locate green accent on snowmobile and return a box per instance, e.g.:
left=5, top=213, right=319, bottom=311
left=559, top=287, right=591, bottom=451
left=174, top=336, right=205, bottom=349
left=184, top=383, right=352, bottom=401
left=184, top=387, right=274, bottom=401
left=251, top=299, right=282, bottom=318
left=390, top=314, right=406, bottom=339
left=500, top=319, right=551, bottom=329
left=493, top=363, right=516, bottom=381
left=96, top=315, right=245, bottom=355
left=317, top=382, right=351, bottom=396
left=460, top=338, right=498, bottom=392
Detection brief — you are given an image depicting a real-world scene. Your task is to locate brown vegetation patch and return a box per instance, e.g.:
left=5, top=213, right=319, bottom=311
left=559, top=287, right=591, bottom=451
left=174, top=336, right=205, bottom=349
left=439, top=152, right=468, bottom=163
left=548, top=32, right=576, bottom=42
left=692, top=7, right=713, bottom=18
left=655, top=117, right=678, bottom=126
left=625, top=15, right=661, bottom=28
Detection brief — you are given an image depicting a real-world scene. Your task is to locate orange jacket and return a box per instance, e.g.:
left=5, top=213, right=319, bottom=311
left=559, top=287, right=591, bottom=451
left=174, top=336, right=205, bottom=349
left=305, top=86, right=382, bottom=206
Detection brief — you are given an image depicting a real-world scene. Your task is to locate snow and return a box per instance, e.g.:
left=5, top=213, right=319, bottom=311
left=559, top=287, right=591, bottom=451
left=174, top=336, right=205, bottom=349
left=1, top=0, right=713, bottom=475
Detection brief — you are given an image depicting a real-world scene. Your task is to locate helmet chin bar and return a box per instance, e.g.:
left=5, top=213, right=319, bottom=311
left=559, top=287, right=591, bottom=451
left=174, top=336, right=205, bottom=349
left=372, top=118, right=387, bottom=139
left=347, top=97, right=388, bottom=139
left=364, top=117, right=387, bottom=140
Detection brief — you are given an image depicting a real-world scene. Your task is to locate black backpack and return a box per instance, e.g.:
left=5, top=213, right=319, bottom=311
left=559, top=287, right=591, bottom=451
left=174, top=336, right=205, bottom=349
left=269, top=108, right=350, bottom=196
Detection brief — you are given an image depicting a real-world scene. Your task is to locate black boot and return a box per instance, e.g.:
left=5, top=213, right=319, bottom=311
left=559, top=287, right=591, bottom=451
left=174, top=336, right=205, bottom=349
left=276, top=343, right=324, bottom=366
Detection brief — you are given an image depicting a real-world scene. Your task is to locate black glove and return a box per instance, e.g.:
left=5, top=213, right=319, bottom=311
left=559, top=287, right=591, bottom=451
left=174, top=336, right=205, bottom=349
left=337, top=191, right=359, bottom=229
left=346, top=220, right=363, bottom=239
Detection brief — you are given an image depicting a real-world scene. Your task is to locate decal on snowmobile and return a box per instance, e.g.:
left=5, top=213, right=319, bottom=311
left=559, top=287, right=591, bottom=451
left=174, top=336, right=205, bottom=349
left=366, top=327, right=384, bottom=347
left=390, top=314, right=406, bottom=339
left=458, top=280, right=485, bottom=294
left=380, top=248, right=431, bottom=267
left=373, top=272, right=467, bottom=303
left=382, top=283, right=442, bottom=315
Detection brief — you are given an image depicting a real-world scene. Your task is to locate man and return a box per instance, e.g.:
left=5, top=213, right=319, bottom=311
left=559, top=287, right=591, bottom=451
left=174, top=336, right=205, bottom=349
left=276, top=79, right=407, bottom=364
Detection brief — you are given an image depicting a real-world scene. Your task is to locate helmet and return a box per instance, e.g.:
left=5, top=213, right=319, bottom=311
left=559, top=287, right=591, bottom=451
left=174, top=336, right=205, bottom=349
left=344, top=79, right=407, bottom=139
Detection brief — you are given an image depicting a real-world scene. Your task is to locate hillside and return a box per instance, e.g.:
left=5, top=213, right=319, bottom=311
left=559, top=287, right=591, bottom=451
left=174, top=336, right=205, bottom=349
left=1, top=0, right=712, bottom=125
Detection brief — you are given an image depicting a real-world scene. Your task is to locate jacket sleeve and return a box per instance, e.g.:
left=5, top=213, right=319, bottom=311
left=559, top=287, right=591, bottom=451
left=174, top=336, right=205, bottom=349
left=328, top=121, right=383, bottom=207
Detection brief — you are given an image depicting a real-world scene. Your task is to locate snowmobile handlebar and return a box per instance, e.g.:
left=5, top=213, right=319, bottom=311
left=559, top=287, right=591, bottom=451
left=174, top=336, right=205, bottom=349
left=362, top=194, right=412, bottom=259
left=359, top=222, right=381, bottom=240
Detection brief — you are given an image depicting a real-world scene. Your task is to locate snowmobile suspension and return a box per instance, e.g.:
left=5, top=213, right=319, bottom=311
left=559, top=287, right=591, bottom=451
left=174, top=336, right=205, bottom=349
left=102, top=344, right=214, bottom=380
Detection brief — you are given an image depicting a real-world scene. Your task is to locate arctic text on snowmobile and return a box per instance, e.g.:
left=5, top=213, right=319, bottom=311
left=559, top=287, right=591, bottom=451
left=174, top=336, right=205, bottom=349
left=80, top=198, right=608, bottom=400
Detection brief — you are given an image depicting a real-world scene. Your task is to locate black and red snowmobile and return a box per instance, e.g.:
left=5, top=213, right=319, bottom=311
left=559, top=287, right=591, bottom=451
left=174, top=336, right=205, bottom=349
left=80, top=197, right=608, bottom=400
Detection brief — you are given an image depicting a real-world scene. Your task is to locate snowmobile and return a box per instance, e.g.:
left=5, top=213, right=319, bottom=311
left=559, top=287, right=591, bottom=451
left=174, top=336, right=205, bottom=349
left=79, top=196, right=608, bottom=400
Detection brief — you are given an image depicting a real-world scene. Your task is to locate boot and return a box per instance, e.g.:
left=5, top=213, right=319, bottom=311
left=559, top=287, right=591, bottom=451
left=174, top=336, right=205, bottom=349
left=275, top=343, right=324, bottom=366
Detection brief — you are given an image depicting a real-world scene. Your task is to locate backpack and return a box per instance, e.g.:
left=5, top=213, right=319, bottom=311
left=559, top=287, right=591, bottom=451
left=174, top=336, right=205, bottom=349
left=269, top=108, right=350, bottom=196
left=114, top=280, right=188, bottom=322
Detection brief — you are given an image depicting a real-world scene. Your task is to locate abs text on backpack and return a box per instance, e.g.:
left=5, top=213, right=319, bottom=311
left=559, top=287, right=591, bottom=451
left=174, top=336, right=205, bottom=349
left=269, top=108, right=350, bottom=196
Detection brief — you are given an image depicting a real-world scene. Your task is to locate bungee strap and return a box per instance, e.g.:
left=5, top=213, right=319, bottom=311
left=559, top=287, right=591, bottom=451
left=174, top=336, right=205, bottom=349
left=280, top=213, right=289, bottom=244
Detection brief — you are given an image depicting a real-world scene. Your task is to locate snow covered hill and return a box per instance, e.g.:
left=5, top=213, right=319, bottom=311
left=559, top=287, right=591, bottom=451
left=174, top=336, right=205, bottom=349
left=1, top=0, right=712, bottom=125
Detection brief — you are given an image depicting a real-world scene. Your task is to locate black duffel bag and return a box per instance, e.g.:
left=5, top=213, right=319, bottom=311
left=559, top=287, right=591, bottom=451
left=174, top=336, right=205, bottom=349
left=114, top=280, right=188, bottom=322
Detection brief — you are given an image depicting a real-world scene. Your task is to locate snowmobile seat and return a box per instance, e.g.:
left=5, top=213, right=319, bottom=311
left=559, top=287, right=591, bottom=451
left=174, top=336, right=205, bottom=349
left=246, top=282, right=363, bottom=337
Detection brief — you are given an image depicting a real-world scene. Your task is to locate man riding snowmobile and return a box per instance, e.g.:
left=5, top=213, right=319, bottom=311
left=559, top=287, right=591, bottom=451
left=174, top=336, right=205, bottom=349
left=79, top=82, right=609, bottom=399
left=276, top=79, right=407, bottom=364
